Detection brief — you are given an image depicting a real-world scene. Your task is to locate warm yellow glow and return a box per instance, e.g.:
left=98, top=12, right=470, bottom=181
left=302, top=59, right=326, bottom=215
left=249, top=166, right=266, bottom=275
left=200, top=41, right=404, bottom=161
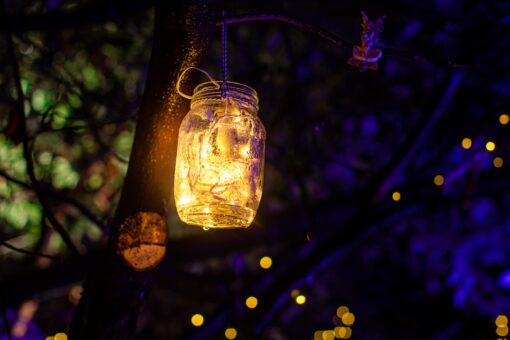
left=322, top=330, right=335, bottom=340
left=493, top=157, right=504, bottom=168
left=313, top=331, right=324, bottom=340
left=191, top=314, right=204, bottom=327
left=259, top=256, right=272, bottom=269
left=13, top=300, right=38, bottom=338
left=245, top=296, right=258, bottom=309
left=486, top=141, right=496, bottom=151
left=461, top=138, right=472, bottom=150
left=68, top=285, right=83, bottom=305
left=174, top=87, right=265, bottom=229
left=295, top=295, right=306, bottom=304
left=225, top=328, right=238, bottom=339
left=496, top=326, right=509, bottom=336
left=177, top=194, right=193, bottom=207
left=434, top=175, right=444, bottom=186
left=500, top=114, right=509, bottom=125
left=54, top=333, right=68, bottom=340
left=290, top=289, right=300, bottom=299
left=341, top=312, right=355, bottom=326
left=392, top=191, right=401, bottom=202
left=335, top=326, right=352, bottom=339
left=496, top=315, right=508, bottom=327
left=336, top=306, right=349, bottom=318
left=45, top=333, right=67, bottom=340
left=241, top=145, right=250, bottom=157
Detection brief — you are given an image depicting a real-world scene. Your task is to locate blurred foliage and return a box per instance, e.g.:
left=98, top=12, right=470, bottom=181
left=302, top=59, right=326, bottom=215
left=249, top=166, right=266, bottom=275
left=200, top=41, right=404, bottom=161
left=1, top=0, right=510, bottom=339
left=0, top=0, right=151, bottom=254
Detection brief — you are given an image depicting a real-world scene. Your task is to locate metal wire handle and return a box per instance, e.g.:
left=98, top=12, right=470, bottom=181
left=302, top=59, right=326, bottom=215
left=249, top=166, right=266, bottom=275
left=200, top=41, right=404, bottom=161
left=176, top=67, right=220, bottom=100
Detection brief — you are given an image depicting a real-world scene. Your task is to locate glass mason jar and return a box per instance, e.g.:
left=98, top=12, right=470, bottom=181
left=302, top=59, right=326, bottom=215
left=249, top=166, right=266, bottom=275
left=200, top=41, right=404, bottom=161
left=174, top=81, right=265, bottom=229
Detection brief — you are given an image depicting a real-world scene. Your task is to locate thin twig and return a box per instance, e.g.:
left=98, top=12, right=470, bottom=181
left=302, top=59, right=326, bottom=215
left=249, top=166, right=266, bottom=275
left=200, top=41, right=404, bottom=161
left=371, top=71, right=465, bottom=202
left=0, top=170, right=105, bottom=230
left=0, top=240, right=55, bottom=259
left=0, top=297, right=12, bottom=340
left=218, top=13, right=476, bottom=70
left=218, top=13, right=353, bottom=47
left=1, top=0, right=85, bottom=269
left=90, top=126, right=129, bottom=164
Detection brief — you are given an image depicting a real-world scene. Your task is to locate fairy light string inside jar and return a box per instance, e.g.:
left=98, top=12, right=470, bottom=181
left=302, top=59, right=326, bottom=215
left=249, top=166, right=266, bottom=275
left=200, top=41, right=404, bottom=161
left=174, top=68, right=265, bottom=229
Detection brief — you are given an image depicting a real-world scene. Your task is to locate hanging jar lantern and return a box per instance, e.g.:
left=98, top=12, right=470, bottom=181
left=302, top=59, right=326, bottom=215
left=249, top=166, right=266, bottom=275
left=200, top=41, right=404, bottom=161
left=174, top=80, right=265, bottom=229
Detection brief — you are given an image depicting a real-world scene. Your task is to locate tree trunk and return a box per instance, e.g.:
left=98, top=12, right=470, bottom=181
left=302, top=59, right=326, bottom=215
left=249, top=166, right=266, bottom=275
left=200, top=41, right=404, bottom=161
left=69, top=1, right=216, bottom=338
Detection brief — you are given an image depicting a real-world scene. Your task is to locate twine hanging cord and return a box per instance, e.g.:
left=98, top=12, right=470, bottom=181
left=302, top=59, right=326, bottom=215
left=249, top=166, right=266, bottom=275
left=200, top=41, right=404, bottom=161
left=176, top=66, right=221, bottom=100
left=177, top=11, right=229, bottom=100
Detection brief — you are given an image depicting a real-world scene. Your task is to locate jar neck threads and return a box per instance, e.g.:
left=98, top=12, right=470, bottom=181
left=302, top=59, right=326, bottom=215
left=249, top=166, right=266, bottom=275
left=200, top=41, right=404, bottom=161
left=191, top=81, right=259, bottom=112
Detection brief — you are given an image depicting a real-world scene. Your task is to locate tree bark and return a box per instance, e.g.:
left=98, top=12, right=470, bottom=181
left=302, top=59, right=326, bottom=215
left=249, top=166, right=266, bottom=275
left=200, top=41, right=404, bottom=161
left=69, top=1, right=216, bottom=338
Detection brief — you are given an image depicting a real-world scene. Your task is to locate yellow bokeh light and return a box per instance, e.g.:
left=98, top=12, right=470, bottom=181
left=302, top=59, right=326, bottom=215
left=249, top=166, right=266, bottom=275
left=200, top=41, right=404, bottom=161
left=461, top=138, right=472, bottom=150
left=392, top=191, right=401, bottom=202
left=433, top=175, right=444, bottom=186
left=342, top=312, right=355, bottom=326
left=290, top=289, right=300, bottom=299
left=225, top=327, right=237, bottom=339
left=493, top=157, right=504, bottom=168
left=336, top=306, right=349, bottom=318
left=191, top=314, right=204, bottom=327
left=54, top=333, right=68, bottom=340
left=486, top=141, right=496, bottom=151
left=496, top=326, right=509, bottom=336
left=500, top=114, right=509, bottom=125
left=295, top=295, right=306, bottom=305
left=496, top=315, right=508, bottom=327
left=259, top=256, right=272, bottom=269
left=45, top=338, right=54, bottom=340
left=313, top=330, right=324, bottom=340
left=335, top=326, right=352, bottom=339
left=245, top=296, right=258, bottom=309
left=322, top=330, right=335, bottom=340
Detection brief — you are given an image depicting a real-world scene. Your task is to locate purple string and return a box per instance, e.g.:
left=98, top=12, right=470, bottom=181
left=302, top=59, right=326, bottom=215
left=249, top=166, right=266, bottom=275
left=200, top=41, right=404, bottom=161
left=221, top=10, right=228, bottom=98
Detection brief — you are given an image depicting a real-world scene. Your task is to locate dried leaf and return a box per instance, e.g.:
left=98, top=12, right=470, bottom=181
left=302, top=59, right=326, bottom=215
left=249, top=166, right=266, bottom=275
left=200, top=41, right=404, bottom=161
left=348, top=11, right=386, bottom=71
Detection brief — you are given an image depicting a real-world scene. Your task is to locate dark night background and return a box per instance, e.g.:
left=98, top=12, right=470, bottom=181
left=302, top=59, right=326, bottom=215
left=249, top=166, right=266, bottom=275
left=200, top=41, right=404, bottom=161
left=1, top=0, right=510, bottom=339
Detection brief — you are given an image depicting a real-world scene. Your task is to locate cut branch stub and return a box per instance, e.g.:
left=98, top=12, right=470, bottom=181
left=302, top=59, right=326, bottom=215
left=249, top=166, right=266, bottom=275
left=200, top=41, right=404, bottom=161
left=118, top=212, right=167, bottom=270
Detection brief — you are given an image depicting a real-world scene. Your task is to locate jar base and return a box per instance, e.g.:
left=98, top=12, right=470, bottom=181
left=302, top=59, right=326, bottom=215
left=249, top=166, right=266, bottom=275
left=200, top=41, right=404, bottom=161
left=177, top=203, right=255, bottom=229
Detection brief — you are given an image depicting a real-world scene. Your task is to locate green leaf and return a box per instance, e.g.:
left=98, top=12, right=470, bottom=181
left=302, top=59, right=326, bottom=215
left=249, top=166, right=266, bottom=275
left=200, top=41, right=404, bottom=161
left=51, top=156, right=80, bottom=189
left=52, top=103, right=73, bottom=129
left=31, top=88, right=51, bottom=112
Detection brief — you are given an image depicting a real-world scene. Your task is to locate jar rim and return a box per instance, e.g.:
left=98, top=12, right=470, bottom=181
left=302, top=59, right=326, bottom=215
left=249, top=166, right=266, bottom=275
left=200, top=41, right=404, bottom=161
left=191, top=81, right=259, bottom=110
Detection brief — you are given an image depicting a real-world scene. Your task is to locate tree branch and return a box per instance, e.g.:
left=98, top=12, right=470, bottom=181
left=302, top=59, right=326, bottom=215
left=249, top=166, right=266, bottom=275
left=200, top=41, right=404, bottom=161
left=219, top=13, right=476, bottom=70
left=371, top=71, right=465, bottom=202
left=2, top=3, right=476, bottom=71
left=0, top=240, right=55, bottom=259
